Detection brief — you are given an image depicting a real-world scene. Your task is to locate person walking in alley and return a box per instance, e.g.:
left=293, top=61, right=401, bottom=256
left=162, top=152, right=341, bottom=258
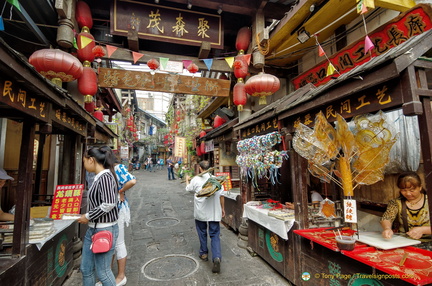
left=112, top=158, right=137, bottom=286
left=167, top=156, right=176, bottom=180
left=146, top=156, right=153, bottom=172
left=78, top=146, right=119, bottom=286
left=185, top=161, right=225, bottom=273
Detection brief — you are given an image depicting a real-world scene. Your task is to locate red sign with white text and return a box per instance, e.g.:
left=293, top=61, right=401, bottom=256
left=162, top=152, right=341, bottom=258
left=292, top=5, right=432, bottom=89
left=49, top=184, right=84, bottom=219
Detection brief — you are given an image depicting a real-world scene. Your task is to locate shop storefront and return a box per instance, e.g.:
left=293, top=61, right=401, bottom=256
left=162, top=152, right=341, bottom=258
left=0, top=38, right=115, bottom=285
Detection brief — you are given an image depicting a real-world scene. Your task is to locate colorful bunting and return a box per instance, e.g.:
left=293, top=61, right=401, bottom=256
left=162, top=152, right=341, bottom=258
left=243, top=54, right=251, bottom=66
left=73, top=37, right=78, bottom=49
left=182, top=60, right=192, bottom=69
left=364, top=35, right=374, bottom=53
left=106, top=45, right=118, bottom=58
left=326, top=63, right=336, bottom=77
left=159, top=57, right=169, bottom=70
left=80, top=35, right=93, bottom=49
left=203, top=58, right=213, bottom=70
left=0, top=17, right=4, bottom=31
left=132, top=52, right=144, bottom=64
left=225, top=57, right=235, bottom=68
left=318, top=44, right=325, bottom=57
left=6, top=0, right=21, bottom=12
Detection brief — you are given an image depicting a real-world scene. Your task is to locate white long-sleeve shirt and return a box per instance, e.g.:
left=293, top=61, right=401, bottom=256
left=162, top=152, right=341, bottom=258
left=186, top=173, right=224, bottom=222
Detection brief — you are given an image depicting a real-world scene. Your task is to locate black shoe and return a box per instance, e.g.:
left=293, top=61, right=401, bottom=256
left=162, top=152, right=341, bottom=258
left=199, top=254, right=208, bottom=261
left=212, top=258, right=220, bottom=273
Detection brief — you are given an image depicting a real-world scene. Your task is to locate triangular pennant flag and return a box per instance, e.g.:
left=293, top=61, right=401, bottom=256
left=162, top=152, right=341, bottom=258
left=326, top=63, right=336, bottom=77
left=0, top=17, right=4, bottom=31
left=243, top=54, right=251, bottom=66
left=6, top=0, right=21, bottom=12
left=132, top=52, right=144, bottom=64
left=318, top=44, right=325, bottom=57
left=80, top=35, right=93, bottom=49
left=361, top=2, right=368, bottom=14
left=225, top=57, right=235, bottom=68
left=203, top=59, right=213, bottom=70
left=182, top=60, right=192, bottom=69
left=106, top=45, right=118, bottom=58
left=364, top=35, right=374, bottom=53
left=73, top=37, right=78, bottom=49
left=159, top=57, right=169, bottom=70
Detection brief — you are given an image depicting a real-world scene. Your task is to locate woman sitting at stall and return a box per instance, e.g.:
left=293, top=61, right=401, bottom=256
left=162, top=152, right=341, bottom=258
left=381, top=172, right=431, bottom=240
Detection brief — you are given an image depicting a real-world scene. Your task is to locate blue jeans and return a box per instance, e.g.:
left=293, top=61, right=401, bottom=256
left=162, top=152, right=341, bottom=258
left=195, top=220, right=221, bottom=262
left=168, top=167, right=175, bottom=180
left=81, top=224, right=119, bottom=286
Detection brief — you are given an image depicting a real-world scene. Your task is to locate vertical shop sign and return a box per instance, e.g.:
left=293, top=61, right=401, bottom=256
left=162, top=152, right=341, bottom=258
left=343, top=199, right=357, bottom=223
left=174, top=136, right=186, bottom=157
left=49, top=184, right=84, bottom=219
left=205, top=140, right=214, bottom=152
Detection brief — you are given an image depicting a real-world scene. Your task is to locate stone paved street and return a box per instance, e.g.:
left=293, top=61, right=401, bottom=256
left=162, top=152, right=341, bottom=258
left=63, top=167, right=291, bottom=286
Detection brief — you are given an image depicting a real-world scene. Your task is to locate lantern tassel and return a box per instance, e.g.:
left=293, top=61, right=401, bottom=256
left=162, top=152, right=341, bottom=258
left=259, top=96, right=267, bottom=105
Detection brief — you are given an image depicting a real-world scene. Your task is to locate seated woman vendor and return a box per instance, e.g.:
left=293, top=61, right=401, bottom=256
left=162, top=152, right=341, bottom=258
left=381, top=172, right=431, bottom=240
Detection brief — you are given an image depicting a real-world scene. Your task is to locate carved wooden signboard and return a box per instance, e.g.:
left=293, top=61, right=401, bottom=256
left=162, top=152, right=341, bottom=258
left=112, top=0, right=223, bottom=48
left=98, top=68, right=230, bottom=97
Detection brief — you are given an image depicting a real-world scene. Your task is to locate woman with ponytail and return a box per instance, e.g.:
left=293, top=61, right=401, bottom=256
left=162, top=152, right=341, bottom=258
left=78, top=146, right=119, bottom=286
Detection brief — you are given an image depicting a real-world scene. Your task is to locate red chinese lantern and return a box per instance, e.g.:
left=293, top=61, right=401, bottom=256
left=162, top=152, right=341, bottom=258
left=176, top=116, right=181, bottom=122
left=147, top=59, right=160, bottom=71
left=236, top=27, right=251, bottom=54
left=92, top=45, right=105, bottom=58
left=213, top=115, right=226, bottom=128
left=94, top=109, right=104, bottom=121
left=174, top=124, right=178, bottom=129
left=77, top=26, right=95, bottom=63
left=29, top=49, right=83, bottom=86
left=233, top=56, right=248, bottom=79
left=200, top=141, right=206, bottom=154
left=196, top=146, right=202, bottom=156
left=84, top=100, right=95, bottom=113
left=76, top=1, right=93, bottom=29
left=199, top=130, right=206, bottom=138
left=244, top=72, right=280, bottom=105
left=187, top=63, right=198, bottom=74
left=233, top=79, right=247, bottom=111
left=78, top=61, right=97, bottom=96
left=176, top=110, right=181, bottom=116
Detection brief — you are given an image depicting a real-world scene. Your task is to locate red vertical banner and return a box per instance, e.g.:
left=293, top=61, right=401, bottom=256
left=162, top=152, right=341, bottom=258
left=215, top=172, right=232, bottom=191
left=49, top=184, right=84, bottom=219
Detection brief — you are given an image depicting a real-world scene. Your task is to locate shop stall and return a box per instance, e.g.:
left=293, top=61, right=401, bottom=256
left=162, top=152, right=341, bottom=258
left=0, top=38, right=114, bottom=284
left=235, top=6, right=432, bottom=285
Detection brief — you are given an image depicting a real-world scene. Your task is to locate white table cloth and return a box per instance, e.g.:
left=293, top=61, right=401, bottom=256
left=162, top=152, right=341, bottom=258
left=243, top=201, right=295, bottom=240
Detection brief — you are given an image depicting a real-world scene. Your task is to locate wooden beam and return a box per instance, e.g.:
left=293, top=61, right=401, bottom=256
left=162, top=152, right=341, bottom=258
left=127, top=29, right=139, bottom=52
left=198, top=41, right=211, bottom=59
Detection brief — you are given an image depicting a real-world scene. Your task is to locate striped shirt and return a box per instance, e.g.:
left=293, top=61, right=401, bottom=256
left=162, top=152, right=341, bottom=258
left=86, top=169, right=119, bottom=223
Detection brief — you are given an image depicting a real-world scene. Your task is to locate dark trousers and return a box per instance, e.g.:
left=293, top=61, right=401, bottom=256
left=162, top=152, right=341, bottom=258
left=195, top=220, right=221, bottom=262
left=167, top=167, right=175, bottom=180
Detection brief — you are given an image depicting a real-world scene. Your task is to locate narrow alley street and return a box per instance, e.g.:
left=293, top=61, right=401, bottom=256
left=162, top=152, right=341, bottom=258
left=64, top=167, right=291, bottom=286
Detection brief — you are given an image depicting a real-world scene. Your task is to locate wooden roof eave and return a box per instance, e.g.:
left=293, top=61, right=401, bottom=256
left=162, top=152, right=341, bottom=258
left=197, top=96, right=229, bottom=119
left=266, top=0, right=358, bottom=66
left=277, top=30, right=432, bottom=122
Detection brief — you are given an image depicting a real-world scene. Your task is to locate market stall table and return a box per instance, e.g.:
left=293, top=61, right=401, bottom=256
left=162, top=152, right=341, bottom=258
left=243, top=201, right=295, bottom=240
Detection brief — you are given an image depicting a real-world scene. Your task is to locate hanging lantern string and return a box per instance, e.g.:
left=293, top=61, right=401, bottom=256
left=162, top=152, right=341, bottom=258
left=315, top=35, right=341, bottom=76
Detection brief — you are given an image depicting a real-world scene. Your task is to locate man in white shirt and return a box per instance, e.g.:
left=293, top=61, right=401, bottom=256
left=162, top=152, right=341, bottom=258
left=185, top=161, right=225, bottom=273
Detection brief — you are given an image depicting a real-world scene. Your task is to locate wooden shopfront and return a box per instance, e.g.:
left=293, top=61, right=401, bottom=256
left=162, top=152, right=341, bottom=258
left=273, top=26, right=432, bottom=286
left=0, top=38, right=101, bottom=285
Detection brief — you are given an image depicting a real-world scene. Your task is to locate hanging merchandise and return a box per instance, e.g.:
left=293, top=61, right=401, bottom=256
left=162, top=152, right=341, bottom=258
left=236, top=131, right=288, bottom=187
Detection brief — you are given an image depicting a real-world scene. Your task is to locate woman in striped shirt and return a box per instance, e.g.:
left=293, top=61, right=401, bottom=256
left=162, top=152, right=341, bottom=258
left=78, top=146, right=119, bottom=286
